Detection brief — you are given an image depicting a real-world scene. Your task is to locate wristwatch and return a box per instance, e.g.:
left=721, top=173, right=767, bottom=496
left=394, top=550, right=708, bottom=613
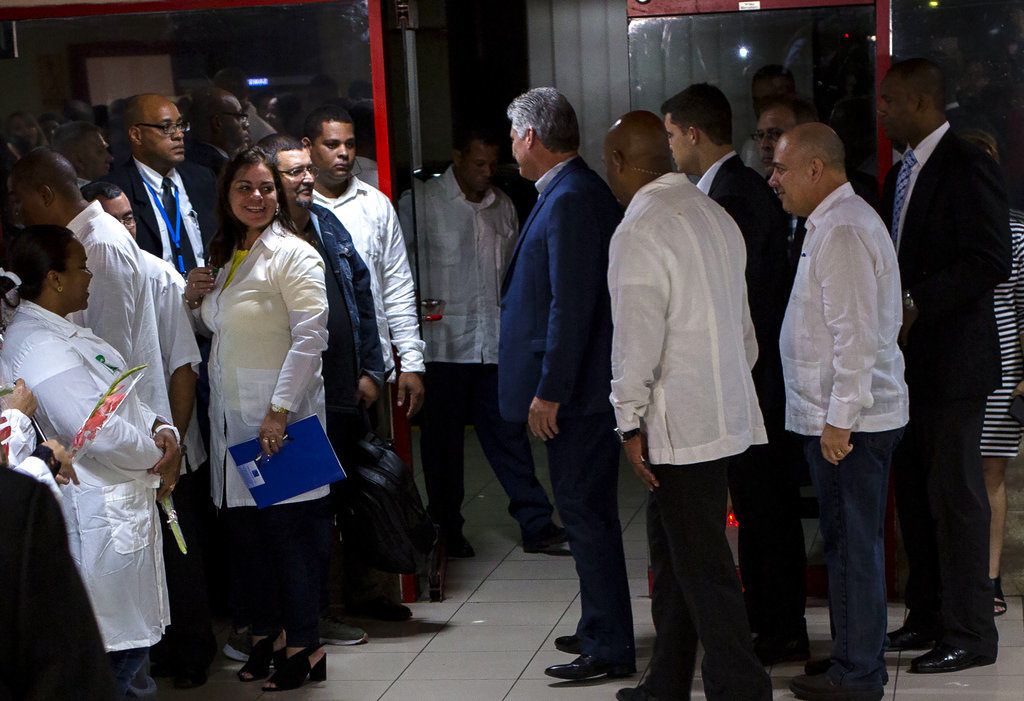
left=902, top=289, right=916, bottom=311
left=154, top=423, right=180, bottom=443
left=614, top=427, right=641, bottom=443
left=270, top=403, right=289, bottom=415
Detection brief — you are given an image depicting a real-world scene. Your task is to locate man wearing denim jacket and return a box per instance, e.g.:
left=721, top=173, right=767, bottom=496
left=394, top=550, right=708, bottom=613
left=259, top=134, right=384, bottom=648
left=771, top=124, right=909, bottom=701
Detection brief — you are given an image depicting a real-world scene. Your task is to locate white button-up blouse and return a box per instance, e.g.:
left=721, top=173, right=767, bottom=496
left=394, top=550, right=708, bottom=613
left=199, top=222, right=329, bottom=508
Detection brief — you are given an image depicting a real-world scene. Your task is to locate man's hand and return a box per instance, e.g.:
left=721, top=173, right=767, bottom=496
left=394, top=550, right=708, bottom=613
left=7, top=378, right=37, bottom=417
left=356, top=375, right=380, bottom=408
left=624, top=432, right=658, bottom=490
left=43, top=439, right=78, bottom=486
left=820, top=423, right=853, bottom=466
left=151, top=428, right=182, bottom=500
left=396, top=372, right=425, bottom=418
left=528, top=396, right=560, bottom=440
left=259, top=410, right=288, bottom=456
left=898, top=305, right=919, bottom=347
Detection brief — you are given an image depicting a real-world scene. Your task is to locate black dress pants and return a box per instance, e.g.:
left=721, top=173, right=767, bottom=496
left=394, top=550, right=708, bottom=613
left=646, top=460, right=772, bottom=701
left=150, top=467, right=217, bottom=675
left=893, top=394, right=998, bottom=657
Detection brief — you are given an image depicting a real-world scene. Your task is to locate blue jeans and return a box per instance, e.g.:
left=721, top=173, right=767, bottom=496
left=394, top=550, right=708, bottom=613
left=107, top=647, right=149, bottom=697
left=803, top=426, right=904, bottom=689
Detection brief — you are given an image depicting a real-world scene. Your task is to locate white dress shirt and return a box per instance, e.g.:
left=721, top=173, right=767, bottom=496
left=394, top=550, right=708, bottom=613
left=895, top=121, right=950, bottom=251
left=134, top=158, right=207, bottom=267
left=1, top=301, right=169, bottom=651
left=780, top=183, right=909, bottom=435
left=140, top=250, right=207, bottom=472
left=609, top=173, right=767, bottom=465
left=696, top=150, right=737, bottom=194
left=199, top=222, right=329, bottom=508
left=67, top=201, right=171, bottom=420
left=1, top=408, right=61, bottom=499
left=400, top=166, right=519, bottom=364
left=313, top=176, right=425, bottom=377
left=534, top=157, right=574, bottom=194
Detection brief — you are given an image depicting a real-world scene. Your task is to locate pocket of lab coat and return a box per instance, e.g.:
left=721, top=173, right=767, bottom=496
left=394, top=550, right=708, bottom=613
left=102, top=482, right=151, bottom=555
left=237, top=367, right=281, bottom=427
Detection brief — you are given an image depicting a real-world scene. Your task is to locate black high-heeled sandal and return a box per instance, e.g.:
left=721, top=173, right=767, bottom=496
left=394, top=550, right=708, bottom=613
left=994, top=576, right=1007, bottom=617
left=262, top=646, right=327, bottom=692
left=237, top=634, right=285, bottom=682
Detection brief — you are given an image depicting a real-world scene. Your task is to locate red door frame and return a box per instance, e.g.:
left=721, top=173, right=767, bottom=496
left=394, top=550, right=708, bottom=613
left=627, top=0, right=898, bottom=598
left=1, top=0, right=421, bottom=600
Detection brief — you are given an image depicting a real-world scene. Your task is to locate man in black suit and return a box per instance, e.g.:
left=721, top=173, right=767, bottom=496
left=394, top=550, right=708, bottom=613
left=0, top=469, right=117, bottom=700
left=661, top=84, right=807, bottom=666
left=102, top=93, right=219, bottom=685
left=103, top=93, right=217, bottom=274
left=880, top=58, right=1010, bottom=674
left=186, top=87, right=251, bottom=176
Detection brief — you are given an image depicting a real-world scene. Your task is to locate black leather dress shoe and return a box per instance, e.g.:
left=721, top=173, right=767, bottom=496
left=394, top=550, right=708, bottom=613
left=789, top=674, right=883, bottom=700
left=909, top=644, right=996, bottom=674
left=804, top=657, right=832, bottom=676
left=446, top=534, right=475, bottom=558
left=554, top=634, right=582, bottom=655
left=173, top=669, right=208, bottom=689
left=523, top=524, right=568, bottom=553
left=886, top=624, right=938, bottom=651
left=754, top=631, right=810, bottom=665
left=544, top=654, right=636, bottom=681
left=616, top=686, right=660, bottom=701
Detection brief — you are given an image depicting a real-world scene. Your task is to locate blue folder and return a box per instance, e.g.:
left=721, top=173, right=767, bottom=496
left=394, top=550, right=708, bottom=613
left=227, top=414, right=346, bottom=508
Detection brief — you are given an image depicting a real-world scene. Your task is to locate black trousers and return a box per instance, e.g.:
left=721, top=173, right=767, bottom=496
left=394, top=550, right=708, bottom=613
left=225, top=496, right=332, bottom=649
left=893, top=394, right=998, bottom=657
left=546, top=412, right=635, bottom=664
left=646, top=460, right=772, bottom=701
left=728, top=353, right=807, bottom=640
left=150, top=467, right=216, bottom=674
left=420, top=362, right=555, bottom=540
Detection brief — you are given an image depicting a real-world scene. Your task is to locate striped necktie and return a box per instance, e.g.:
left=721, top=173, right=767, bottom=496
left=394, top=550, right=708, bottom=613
left=891, top=148, right=918, bottom=248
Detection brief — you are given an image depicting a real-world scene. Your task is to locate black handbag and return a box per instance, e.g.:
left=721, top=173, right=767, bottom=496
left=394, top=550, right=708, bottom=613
left=338, top=435, right=438, bottom=574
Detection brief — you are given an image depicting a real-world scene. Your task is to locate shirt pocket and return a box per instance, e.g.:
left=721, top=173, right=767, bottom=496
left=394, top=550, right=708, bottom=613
left=782, top=356, right=823, bottom=410
left=236, top=367, right=280, bottom=427
left=102, top=482, right=152, bottom=556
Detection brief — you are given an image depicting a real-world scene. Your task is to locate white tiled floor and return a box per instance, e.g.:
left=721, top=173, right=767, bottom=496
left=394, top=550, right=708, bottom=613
left=166, top=430, right=1024, bottom=700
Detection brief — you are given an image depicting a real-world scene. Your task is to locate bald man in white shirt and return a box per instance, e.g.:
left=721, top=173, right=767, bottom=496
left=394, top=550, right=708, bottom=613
left=771, top=124, right=908, bottom=701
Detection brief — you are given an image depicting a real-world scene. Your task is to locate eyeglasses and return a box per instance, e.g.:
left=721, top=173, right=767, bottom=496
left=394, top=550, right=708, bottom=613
left=278, top=164, right=320, bottom=178
left=135, top=121, right=190, bottom=136
left=751, top=128, right=785, bottom=143
left=116, top=212, right=135, bottom=227
left=220, top=112, right=250, bottom=127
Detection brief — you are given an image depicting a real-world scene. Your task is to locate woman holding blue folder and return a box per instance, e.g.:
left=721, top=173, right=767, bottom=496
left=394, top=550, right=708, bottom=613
left=185, top=147, right=331, bottom=692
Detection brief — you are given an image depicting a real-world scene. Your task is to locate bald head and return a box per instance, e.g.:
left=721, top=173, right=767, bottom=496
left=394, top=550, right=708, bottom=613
left=782, top=123, right=846, bottom=172
left=124, top=93, right=186, bottom=174
left=10, top=148, right=88, bottom=227
left=190, top=87, right=249, bottom=154
left=603, top=111, right=672, bottom=206
left=767, top=122, right=848, bottom=218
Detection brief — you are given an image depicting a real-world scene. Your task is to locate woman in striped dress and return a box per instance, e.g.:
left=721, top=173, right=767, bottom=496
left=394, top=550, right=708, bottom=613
left=965, top=129, right=1024, bottom=618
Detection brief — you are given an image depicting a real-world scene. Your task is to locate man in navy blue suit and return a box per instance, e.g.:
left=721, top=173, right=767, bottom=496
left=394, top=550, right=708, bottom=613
left=500, top=87, right=636, bottom=681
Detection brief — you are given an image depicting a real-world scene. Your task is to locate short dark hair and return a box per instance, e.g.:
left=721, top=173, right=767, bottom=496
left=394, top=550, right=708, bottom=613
left=302, top=104, right=353, bottom=142
left=80, top=180, right=124, bottom=202
left=661, top=83, right=733, bottom=146
left=50, top=121, right=104, bottom=156
left=752, top=64, right=795, bottom=89
left=887, top=58, right=946, bottom=111
left=207, top=147, right=300, bottom=267
left=4, top=225, right=76, bottom=304
left=256, top=133, right=306, bottom=166
left=759, top=95, right=819, bottom=124
left=453, top=126, right=503, bottom=153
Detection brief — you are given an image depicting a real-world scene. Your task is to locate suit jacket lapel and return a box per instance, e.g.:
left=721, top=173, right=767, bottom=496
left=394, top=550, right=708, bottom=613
left=898, top=134, right=951, bottom=268
left=127, top=159, right=163, bottom=256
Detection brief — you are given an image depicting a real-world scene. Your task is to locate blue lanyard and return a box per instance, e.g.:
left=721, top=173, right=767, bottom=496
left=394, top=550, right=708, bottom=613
left=142, top=179, right=185, bottom=273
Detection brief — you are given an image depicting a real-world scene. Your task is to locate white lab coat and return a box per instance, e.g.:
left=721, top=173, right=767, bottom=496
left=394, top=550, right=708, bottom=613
left=67, top=201, right=172, bottom=421
left=0, top=301, right=169, bottom=652
left=140, top=250, right=207, bottom=472
left=399, top=167, right=519, bottom=364
left=313, top=176, right=424, bottom=378
left=198, top=222, right=329, bottom=508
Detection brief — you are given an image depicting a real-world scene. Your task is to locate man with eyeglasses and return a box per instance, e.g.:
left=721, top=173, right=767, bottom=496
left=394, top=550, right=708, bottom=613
left=186, top=87, right=251, bottom=175
left=258, top=132, right=385, bottom=648
left=102, top=93, right=217, bottom=275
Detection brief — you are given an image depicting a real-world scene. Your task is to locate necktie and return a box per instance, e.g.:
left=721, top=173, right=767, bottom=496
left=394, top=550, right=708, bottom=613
left=891, top=148, right=918, bottom=248
left=161, top=177, right=198, bottom=272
